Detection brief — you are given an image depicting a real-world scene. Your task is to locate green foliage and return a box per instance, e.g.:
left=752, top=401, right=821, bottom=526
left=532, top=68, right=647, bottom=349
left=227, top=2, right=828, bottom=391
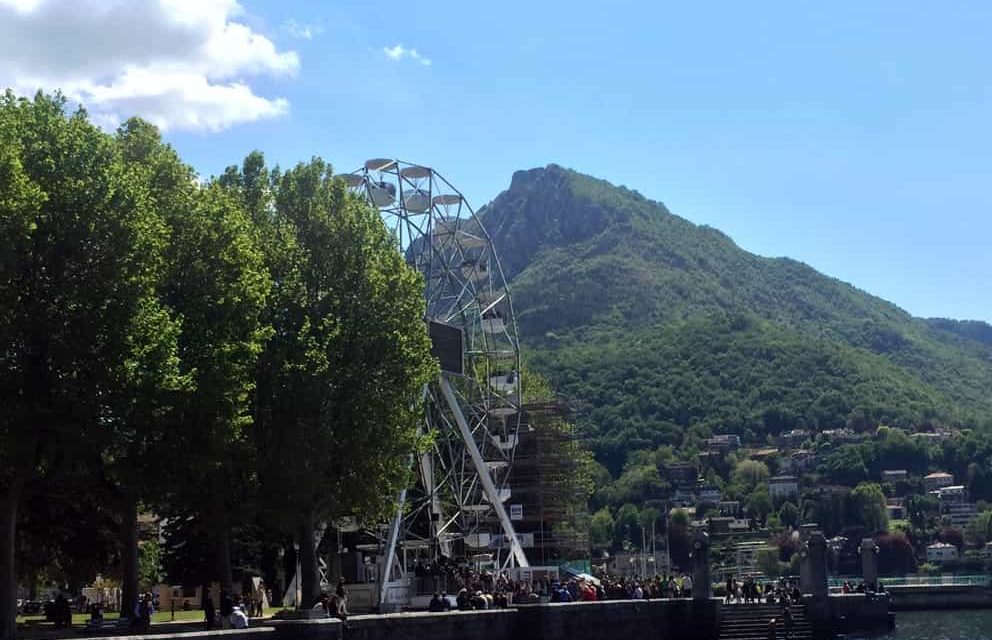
left=0, top=92, right=179, bottom=637
left=137, top=541, right=162, bottom=590
left=484, top=165, right=992, bottom=488
left=747, top=488, right=773, bottom=521
left=778, top=501, right=800, bottom=528
left=0, top=96, right=439, bottom=625
left=589, top=507, right=615, bottom=550
left=240, top=157, right=436, bottom=600
left=850, top=483, right=889, bottom=533
left=732, top=460, right=770, bottom=493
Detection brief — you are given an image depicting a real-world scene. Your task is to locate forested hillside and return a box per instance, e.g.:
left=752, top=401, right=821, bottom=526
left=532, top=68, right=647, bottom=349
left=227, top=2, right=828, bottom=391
left=480, top=165, right=992, bottom=476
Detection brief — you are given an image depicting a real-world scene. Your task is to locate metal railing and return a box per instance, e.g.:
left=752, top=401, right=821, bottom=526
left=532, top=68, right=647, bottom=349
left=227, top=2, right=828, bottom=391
left=828, top=574, right=991, bottom=588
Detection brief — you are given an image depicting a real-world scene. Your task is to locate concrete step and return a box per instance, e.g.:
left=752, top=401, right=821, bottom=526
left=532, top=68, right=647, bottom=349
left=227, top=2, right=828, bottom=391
left=719, top=604, right=811, bottom=640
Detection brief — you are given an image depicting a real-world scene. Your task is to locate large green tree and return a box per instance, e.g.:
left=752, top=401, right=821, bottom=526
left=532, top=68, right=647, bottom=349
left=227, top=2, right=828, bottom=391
left=0, top=93, right=174, bottom=638
left=118, top=121, right=271, bottom=597
left=249, top=158, right=435, bottom=605
left=850, top=482, right=889, bottom=533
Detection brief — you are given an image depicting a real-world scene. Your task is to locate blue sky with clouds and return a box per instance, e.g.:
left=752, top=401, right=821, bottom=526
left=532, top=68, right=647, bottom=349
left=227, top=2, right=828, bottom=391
left=3, top=0, right=990, bottom=322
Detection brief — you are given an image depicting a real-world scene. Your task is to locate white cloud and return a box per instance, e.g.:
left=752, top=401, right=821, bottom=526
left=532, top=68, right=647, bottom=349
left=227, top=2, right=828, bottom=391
left=0, top=0, right=300, bottom=132
left=383, top=44, right=431, bottom=67
left=283, top=18, right=321, bottom=41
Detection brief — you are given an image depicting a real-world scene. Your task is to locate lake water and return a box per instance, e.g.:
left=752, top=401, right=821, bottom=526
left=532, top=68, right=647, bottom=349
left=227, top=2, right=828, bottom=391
left=850, top=610, right=992, bottom=640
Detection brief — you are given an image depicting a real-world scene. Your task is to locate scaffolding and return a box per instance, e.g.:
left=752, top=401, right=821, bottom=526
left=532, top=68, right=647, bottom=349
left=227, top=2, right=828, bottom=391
left=503, top=399, right=590, bottom=564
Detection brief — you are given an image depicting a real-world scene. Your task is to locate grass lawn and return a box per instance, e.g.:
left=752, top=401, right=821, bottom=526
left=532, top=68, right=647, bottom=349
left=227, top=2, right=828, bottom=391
left=17, top=607, right=287, bottom=627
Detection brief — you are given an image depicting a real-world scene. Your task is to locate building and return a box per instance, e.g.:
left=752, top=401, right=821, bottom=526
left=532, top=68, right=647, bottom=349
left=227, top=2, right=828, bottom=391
left=924, top=472, right=955, bottom=492
left=707, top=434, right=742, bottom=454
left=942, top=502, right=978, bottom=528
left=773, top=429, right=809, bottom=449
left=698, top=484, right=722, bottom=503
left=886, top=498, right=905, bottom=521
left=926, top=542, right=959, bottom=564
left=663, top=462, right=698, bottom=487
left=788, top=450, right=816, bottom=473
left=717, top=501, right=741, bottom=516
left=822, top=428, right=859, bottom=443
left=768, top=475, right=799, bottom=500
left=750, top=448, right=780, bottom=463
left=882, top=470, right=908, bottom=483
left=707, top=517, right=750, bottom=536
left=672, top=482, right=723, bottom=507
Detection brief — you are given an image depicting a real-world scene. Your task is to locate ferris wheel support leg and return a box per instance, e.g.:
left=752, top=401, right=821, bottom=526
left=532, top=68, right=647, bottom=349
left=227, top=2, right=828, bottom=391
left=438, top=375, right=529, bottom=568
left=379, top=486, right=407, bottom=607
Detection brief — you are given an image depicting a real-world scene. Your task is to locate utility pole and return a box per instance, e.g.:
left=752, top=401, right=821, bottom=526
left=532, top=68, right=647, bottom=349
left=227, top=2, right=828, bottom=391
left=641, top=527, right=647, bottom=576
left=665, top=504, right=672, bottom=574
left=652, top=520, right=657, bottom=571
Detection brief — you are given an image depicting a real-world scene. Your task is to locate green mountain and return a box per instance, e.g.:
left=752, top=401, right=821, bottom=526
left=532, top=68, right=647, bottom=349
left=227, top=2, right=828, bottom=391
left=480, top=165, right=992, bottom=474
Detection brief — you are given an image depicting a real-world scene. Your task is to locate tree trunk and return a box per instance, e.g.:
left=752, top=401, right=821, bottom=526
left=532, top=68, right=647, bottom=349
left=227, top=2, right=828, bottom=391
left=326, top=528, right=341, bottom=583
left=215, top=522, right=233, bottom=595
left=120, top=493, right=139, bottom=621
left=0, top=476, right=25, bottom=640
left=210, top=477, right=234, bottom=595
left=298, top=511, right=319, bottom=609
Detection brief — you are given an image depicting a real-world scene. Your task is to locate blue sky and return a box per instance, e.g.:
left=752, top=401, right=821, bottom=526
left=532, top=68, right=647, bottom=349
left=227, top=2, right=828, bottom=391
left=4, top=1, right=990, bottom=322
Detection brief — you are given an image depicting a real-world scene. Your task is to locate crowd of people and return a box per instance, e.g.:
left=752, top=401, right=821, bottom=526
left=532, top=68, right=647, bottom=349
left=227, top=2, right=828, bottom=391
left=840, top=580, right=886, bottom=594
left=202, top=588, right=256, bottom=630
left=723, top=576, right=802, bottom=605
left=422, top=570, right=698, bottom=611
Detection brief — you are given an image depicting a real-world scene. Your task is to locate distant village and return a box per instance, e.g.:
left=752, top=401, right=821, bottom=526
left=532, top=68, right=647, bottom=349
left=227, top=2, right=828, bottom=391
left=596, top=424, right=990, bottom=580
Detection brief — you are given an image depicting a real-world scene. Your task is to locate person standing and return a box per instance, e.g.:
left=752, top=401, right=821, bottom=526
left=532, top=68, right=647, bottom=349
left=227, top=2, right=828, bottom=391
left=782, top=604, right=794, bottom=640
left=202, top=588, right=216, bottom=630
left=334, top=578, right=348, bottom=619
left=138, top=593, right=153, bottom=633
left=219, top=591, right=234, bottom=629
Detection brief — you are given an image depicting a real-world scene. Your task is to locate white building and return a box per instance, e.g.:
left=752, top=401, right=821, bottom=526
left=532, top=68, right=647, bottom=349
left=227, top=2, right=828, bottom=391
left=768, top=475, right=799, bottom=500
left=882, top=470, right=908, bottom=483
left=934, top=485, right=978, bottom=528
left=926, top=542, right=959, bottom=564
left=924, top=472, right=954, bottom=492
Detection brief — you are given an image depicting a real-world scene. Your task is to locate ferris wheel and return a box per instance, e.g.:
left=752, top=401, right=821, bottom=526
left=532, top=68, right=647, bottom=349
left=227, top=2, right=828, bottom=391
left=342, top=159, right=529, bottom=589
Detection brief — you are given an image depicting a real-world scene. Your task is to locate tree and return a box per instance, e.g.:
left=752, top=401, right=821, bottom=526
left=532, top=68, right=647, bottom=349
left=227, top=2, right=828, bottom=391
left=112, top=118, right=271, bottom=604
left=778, top=501, right=800, bottom=528
left=0, top=93, right=174, bottom=638
left=748, top=488, right=773, bottom=522
left=138, top=540, right=162, bottom=590
left=850, top=483, right=889, bottom=533
left=875, top=532, right=916, bottom=575
left=756, top=546, right=783, bottom=577
left=589, top=508, right=615, bottom=551
left=614, top=503, right=641, bottom=550
left=251, top=159, right=435, bottom=605
left=819, top=445, right=869, bottom=486
left=732, top=460, right=770, bottom=490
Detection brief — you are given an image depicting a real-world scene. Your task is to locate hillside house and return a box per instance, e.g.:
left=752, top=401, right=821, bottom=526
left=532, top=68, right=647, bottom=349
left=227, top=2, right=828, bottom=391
left=924, top=472, right=954, bottom=492
left=663, top=462, right=698, bottom=487
left=768, top=475, right=799, bottom=500
left=882, top=469, right=908, bottom=483
left=707, top=434, right=742, bottom=454
left=926, top=542, right=959, bottom=564
left=773, top=429, right=809, bottom=449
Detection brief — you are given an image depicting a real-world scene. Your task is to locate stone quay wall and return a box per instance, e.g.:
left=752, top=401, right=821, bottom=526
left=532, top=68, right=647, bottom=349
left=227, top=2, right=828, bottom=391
left=887, top=584, right=992, bottom=610
left=152, top=599, right=723, bottom=640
